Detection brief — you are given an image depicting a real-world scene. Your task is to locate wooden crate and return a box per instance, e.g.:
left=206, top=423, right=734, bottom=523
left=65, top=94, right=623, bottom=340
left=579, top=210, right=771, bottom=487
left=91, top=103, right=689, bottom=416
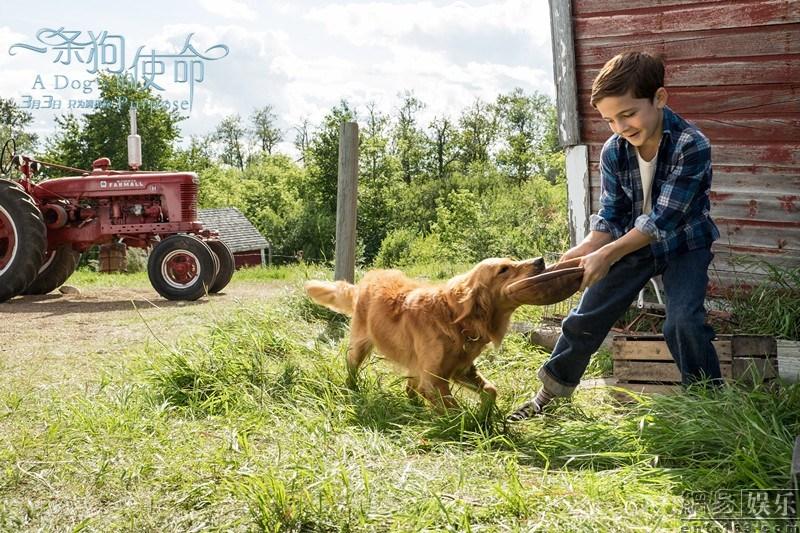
left=612, top=334, right=778, bottom=393
left=778, top=340, right=800, bottom=383
left=792, top=436, right=800, bottom=519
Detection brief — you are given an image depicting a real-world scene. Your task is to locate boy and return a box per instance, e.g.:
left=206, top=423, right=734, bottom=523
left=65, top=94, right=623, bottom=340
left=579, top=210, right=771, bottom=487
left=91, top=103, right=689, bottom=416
left=508, top=52, right=722, bottom=421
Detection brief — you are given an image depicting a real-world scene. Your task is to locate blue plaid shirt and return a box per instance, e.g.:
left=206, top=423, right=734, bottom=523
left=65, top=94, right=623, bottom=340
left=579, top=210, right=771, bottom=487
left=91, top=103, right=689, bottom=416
left=590, top=106, right=719, bottom=259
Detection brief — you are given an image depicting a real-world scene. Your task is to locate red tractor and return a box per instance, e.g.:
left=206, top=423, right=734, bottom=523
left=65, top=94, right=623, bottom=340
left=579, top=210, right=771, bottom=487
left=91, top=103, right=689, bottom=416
left=0, top=113, right=234, bottom=303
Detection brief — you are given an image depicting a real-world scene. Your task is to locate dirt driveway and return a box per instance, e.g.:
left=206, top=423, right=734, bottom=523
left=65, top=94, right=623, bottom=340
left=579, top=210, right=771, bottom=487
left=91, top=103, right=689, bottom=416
left=0, top=281, right=286, bottom=391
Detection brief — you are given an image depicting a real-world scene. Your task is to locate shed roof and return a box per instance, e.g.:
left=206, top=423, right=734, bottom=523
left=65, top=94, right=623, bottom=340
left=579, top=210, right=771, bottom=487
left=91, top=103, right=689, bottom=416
left=199, top=207, right=269, bottom=253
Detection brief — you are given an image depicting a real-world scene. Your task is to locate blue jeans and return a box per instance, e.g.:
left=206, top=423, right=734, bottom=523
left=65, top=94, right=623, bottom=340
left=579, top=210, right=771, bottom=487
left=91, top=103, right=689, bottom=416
left=538, top=245, right=722, bottom=397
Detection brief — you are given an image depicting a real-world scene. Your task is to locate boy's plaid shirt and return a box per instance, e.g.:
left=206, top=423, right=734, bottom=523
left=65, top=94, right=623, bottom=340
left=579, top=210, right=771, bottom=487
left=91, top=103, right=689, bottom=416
left=590, top=106, right=720, bottom=259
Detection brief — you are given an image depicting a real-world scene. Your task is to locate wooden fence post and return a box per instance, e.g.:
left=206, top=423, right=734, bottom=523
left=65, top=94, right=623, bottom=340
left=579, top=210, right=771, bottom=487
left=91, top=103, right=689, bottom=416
left=335, top=121, right=359, bottom=283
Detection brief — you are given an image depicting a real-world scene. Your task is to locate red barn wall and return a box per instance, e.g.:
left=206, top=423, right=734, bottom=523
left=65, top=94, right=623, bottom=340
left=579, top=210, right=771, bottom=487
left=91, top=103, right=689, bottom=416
left=233, top=252, right=263, bottom=269
left=571, top=0, right=799, bottom=289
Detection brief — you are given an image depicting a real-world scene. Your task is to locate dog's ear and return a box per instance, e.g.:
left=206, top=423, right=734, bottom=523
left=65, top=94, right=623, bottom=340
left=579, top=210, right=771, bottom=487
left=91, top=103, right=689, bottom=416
left=445, top=273, right=475, bottom=324
left=446, top=270, right=493, bottom=329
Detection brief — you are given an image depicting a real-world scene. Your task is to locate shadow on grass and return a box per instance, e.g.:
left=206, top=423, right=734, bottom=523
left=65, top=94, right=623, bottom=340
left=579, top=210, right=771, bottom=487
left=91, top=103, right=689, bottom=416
left=2, top=292, right=209, bottom=316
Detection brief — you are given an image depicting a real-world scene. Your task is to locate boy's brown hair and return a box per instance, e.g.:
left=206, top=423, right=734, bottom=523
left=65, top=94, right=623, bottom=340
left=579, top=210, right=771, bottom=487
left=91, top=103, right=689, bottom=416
left=590, top=52, right=665, bottom=108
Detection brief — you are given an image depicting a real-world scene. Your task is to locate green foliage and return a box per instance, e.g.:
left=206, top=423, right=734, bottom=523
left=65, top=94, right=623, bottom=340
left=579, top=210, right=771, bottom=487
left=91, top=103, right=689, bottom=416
left=373, top=227, right=418, bottom=268
left=457, top=99, right=498, bottom=169
left=168, top=135, right=215, bottom=174
left=0, top=97, right=38, bottom=158
left=392, top=91, right=427, bottom=184
left=44, top=74, right=182, bottom=172
left=212, top=114, right=247, bottom=171
left=432, top=189, right=488, bottom=263
left=726, top=260, right=800, bottom=340
left=250, top=104, right=282, bottom=155
left=495, top=89, right=561, bottom=185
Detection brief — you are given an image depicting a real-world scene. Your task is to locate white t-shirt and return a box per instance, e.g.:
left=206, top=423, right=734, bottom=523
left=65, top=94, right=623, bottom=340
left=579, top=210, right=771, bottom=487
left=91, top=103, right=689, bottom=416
left=636, top=149, right=656, bottom=214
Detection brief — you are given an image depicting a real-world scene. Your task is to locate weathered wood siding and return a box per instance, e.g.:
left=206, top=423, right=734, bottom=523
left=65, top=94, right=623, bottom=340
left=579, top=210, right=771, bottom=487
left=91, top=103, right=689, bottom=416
left=571, top=0, right=799, bottom=290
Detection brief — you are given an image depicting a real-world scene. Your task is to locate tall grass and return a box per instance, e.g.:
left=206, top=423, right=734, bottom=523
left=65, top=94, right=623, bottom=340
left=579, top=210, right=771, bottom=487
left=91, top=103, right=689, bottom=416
left=726, top=260, right=800, bottom=340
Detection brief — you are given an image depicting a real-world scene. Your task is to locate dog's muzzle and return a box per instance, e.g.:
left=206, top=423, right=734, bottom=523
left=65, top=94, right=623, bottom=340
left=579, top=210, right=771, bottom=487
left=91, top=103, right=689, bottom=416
left=504, top=258, right=584, bottom=306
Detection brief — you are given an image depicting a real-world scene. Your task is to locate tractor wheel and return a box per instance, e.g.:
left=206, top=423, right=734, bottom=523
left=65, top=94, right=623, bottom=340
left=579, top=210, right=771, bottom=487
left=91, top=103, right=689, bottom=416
left=0, top=180, right=46, bottom=303
left=147, top=234, right=215, bottom=301
left=23, top=244, right=82, bottom=295
left=206, top=240, right=235, bottom=293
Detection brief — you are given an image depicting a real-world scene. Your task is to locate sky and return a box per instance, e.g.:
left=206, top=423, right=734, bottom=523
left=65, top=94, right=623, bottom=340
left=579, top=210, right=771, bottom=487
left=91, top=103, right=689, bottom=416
left=0, top=0, right=555, bottom=154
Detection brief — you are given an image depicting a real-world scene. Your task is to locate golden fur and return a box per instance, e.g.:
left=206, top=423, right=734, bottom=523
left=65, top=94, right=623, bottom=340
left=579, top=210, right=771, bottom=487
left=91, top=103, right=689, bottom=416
left=304, top=257, right=546, bottom=409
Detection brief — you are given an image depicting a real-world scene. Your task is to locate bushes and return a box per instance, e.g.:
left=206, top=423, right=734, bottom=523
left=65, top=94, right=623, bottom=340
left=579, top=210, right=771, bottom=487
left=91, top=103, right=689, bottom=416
left=375, top=175, right=569, bottom=269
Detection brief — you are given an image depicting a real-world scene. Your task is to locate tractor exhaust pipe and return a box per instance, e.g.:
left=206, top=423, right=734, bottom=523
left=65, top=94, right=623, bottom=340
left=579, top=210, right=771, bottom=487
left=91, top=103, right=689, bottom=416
left=128, top=106, right=142, bottom=170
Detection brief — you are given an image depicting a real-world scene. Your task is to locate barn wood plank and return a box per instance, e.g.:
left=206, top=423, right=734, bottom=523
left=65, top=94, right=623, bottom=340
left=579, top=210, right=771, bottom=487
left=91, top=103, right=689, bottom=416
left=581, top=116, right=800, bottom=143
left=575, top=0, right=799, bottom=39
left=612, top=338, right=733, bottom=362
left=588, top=143, right=800, bottom=167
left=574, top=25, right=800, bottom=66
left=574, top=0, right=749, bottom=16
left=578, top=85, right=800, bottom=116
left=578, top=59, right=800, bottom=90
left=613, top=360, right=734, bottom=381
left=549, top=0, right=580, bottom=146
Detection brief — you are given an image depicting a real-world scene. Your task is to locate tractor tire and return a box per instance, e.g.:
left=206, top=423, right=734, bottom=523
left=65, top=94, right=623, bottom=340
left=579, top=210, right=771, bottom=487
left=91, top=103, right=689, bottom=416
left=206, top=239, right=235, bottom=293
left=0, top=180, right=46, bottom=303
left=147, top=234, right=215, bottom=301
left=23, top=244, right=82, bottom=295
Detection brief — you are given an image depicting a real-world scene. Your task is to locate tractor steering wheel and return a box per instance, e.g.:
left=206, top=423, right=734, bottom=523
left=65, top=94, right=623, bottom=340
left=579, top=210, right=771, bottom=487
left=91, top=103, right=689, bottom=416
left=0, top=138, right=17, bottom=175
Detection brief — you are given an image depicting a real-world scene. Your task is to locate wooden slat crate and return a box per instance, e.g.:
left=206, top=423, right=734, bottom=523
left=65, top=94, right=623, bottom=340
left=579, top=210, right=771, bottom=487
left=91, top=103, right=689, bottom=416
left=778, top=340, right=800, bottom=384
left=793, top=436, right=800, bottom=522
left=612, top=334, right=778, bottom=393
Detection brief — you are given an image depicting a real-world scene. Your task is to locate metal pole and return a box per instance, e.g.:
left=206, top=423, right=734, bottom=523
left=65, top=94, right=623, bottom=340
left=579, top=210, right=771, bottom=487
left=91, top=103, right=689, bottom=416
left=334, top=121, right=359, bottom=283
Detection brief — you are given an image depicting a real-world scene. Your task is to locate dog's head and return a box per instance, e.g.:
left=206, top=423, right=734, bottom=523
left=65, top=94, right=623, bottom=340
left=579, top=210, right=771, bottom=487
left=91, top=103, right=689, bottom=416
left=445, top=257, right=547, bottom=345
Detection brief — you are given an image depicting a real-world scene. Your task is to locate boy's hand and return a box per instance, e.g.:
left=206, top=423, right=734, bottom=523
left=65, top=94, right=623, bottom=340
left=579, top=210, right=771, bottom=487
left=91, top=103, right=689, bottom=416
left=578, top=250, right=613, bottom=290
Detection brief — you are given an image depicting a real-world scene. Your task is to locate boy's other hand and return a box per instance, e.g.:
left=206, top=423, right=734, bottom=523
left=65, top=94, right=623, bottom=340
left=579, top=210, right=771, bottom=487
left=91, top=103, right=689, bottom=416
left=560, top=231, right=614, bottom=263
left=578, top=250, right=613, bottom=290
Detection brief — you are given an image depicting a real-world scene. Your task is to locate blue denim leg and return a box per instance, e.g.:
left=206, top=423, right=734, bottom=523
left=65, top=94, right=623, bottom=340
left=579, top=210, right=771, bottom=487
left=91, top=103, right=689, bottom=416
left=659, top=246, right=722, bottom=385
left=539, top=247, right=657, bottom=396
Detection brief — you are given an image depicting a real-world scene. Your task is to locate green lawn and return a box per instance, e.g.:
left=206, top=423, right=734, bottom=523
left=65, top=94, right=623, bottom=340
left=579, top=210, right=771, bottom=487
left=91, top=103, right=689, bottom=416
left=1, top=267, right=797, bottom=531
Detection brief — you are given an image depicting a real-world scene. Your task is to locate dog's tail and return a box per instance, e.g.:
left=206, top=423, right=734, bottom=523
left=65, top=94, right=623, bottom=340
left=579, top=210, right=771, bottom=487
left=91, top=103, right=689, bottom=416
left=304, top=280, right=356, bottom=316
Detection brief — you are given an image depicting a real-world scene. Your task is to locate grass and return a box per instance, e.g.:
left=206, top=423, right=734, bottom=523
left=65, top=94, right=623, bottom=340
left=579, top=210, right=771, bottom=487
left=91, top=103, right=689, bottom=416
left=724, top=260, right=800, bottom=340
left=1, top=266, right=798, bottom=531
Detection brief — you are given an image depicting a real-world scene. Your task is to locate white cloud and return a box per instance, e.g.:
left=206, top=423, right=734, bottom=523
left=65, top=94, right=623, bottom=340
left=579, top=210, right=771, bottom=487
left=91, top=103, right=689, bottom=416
left=305, top=0, right=550, bottom=47
left=197, top=0, right=257, bottom=20
left=0, top=2, right=557, bottom=153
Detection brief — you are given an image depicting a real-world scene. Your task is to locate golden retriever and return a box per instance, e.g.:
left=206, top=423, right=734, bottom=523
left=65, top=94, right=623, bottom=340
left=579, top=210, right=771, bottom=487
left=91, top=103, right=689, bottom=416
left=305, top=257, right=582, bottom=410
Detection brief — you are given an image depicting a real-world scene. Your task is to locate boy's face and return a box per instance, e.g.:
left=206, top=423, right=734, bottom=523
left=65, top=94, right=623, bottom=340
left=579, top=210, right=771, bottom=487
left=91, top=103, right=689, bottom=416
left=595, top=88, right=667, bottom=151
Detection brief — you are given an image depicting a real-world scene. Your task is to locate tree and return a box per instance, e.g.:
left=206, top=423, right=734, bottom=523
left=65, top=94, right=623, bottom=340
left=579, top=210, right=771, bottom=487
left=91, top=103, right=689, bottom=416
left=0, top=98, right=38, bottom=155
left=297, top=100, right=356, bottom=260
left=456, top=99, right=498, bottom=169
left=495, top=88, right=557, bottom=185
left=251, top=105, right=282, bottom=155
left=391, top=91, right=427, bottom=184
left=169, top=134, right=215, bottom=174
left=425, top=116, right=458, bottom=181
left=361, top=102, right=393, bottom=185
left=44, top=73, right=182, bottom=172
left=304, top=100, right=356, bottom=214
left=358, top=102, right=398, bottom=262
left=213, top=114, right=247, bottom=171
left=293, top=118, right=311, bottom=165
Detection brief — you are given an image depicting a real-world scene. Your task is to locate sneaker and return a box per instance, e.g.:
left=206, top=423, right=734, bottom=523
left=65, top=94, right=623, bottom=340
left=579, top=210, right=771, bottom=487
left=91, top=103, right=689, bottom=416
left=506, top=397, right=546, bottom=421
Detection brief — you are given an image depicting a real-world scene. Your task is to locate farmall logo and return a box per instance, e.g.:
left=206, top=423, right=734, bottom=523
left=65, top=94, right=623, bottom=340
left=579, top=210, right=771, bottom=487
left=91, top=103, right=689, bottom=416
left=99, top=179, right=145, bottom=189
